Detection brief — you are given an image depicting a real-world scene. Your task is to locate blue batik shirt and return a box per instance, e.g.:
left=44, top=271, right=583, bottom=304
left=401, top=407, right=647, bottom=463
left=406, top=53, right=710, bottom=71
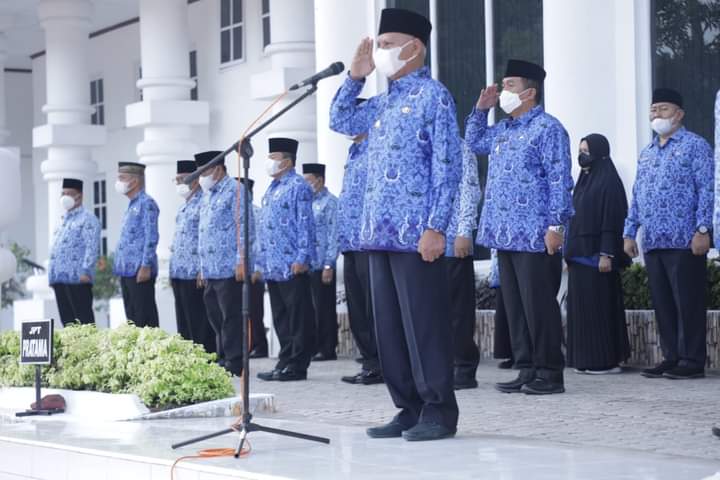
left=255, top=169, right=315, bottom=282
left=446, top=140, right=481, bottom=258
left=330, top=67, right=462, bottom=253
left=198, top=175, right=251, bottom=280
left=311, top=187, right=339, bottom=271
left=113, top=190, right=159, bottom=277
left=169, top=190, right=202, bottom=280
left=48, top=207, right=101, bottom=285
left=624, top=126, right=714, bottom=252
left=714, top=90, right=720, bottom=247
left=466, top=106, right=574, bottom=253
left=337, top=139, right=369, bottom=253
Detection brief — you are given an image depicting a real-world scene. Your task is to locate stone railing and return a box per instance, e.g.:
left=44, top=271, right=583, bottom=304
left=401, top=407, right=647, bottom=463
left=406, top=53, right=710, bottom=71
left=337, top=310, right=720, bottom=369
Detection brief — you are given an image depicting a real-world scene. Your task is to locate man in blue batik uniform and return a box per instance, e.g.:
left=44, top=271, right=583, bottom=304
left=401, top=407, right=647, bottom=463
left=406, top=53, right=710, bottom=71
left=170, top=160, right=215, bottom=354
left=113, top=162, right=160, bottom=328
left=624, top=88, right=714, bottom=380
left=197, top=151, right=250, bottom=376
left=444, top=141, right=481, bottom=390
left=302, top=163, right=340, bottom=362
left=336, top=102, right=383, bottom=386
left=467, top=60, right=574, bottom=395
left=330, top=8, right=462, bottom=441
left=48, top=178, right=101, bottom=326
left=255, top=138, right=316, bottom=382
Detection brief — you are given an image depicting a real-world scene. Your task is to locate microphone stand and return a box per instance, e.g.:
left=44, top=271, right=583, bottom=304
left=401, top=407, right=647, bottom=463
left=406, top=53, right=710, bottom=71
left=172, top=83, right=331, bottom=455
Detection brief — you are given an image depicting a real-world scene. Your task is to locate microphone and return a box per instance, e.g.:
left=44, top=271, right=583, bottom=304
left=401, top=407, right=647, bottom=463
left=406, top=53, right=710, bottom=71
left=289, top=62, right=345, bottom=91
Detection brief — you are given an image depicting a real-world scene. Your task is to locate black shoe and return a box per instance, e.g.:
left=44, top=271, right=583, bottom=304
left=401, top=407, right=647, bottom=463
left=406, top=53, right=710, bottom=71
left=277, top=368, right=307, bottom=381
left=312, top=352, right=337, bottom=362
left=712, top=426, right=720, bottom=438
left=366, top=420, right=408, bottom=439
left=217, top=358, right=226, bottom=368
left=663, top=366, right=705, bottom=379
left=641, top=360, right=678, bottom=378
left=402, top=422, right=456, bottom=442
left=342, top=370, right=384, bottom=385
left=521, top=378, right=565, bottom=395
left=497, top=359, right=514, bottom=369
left=249, top=348, right=268, bottom=359
left=495, top=371, right=535, bottom=393
left=453, top=372, right=478, bottom=390
left=355, top=357, right=364, bottom=364
left=257, top=368, right=281, bottom=381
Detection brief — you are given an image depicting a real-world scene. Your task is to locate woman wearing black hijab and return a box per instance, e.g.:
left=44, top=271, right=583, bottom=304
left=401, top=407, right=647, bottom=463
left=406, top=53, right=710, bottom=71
left=566, top=134, right=631, bottom=374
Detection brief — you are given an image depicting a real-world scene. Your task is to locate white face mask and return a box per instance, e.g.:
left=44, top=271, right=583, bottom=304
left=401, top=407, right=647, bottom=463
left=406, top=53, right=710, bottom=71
left=499, top=89, right=523, bottom=114
left=199, top=174, right=217, bottom=192
left=375, top=40, right=416, bottom=78
left=114, top=180, right=130, bottom=195
left=176, top=183, right=192, bottom=199
left=60, top=195, right=76, bottom=211
left=265, top=158, right=285, bottom=176
left=651, top=117, right=675, bottom=136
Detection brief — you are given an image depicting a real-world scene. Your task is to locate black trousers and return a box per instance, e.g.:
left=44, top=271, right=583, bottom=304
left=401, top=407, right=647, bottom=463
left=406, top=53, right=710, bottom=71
left=369, top=251, right=458, bottom=431
left=268, top=273, right=315, bottom=372
left=645, top=249, right=707, bottom=369
left=120, top=276, right=159, bottom=328
left=493, top=288, right=514, bottom=359
left=343, top=251, right=379, bottom=372
left=203, top=278, right=244, bottom=373
left=444, top=256, right=479, bottom=376
left=497, top=251, right=564, bottom=383
left=171, top=279, right=216, bottom=354
left=250, top=280, right=268, bottom=354
left=52, top=283, right=95, bottom=326
left=310, top=269, right=338, bottom=357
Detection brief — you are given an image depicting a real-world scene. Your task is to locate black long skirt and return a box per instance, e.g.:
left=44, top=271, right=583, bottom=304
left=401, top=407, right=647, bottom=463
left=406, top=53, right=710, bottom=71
left=566, top=262, right=630, bottom=370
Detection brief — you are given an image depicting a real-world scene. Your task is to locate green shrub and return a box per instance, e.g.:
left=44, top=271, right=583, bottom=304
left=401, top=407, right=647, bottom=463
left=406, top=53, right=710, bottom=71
left=0, top=324, right=233, bottom=409
left=92, top=254, right=120, bottom=302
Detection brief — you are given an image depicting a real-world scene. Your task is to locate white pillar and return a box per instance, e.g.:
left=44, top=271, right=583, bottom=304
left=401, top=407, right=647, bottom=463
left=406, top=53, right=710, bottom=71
left=313, top=0, right=378, bottom=195
left=250, top=0, right=316, bottom=175
left=19, top=0, right=106, bottom=329
left=543, top=0, right=651, bottom=190
left=125, top=0, right=209, bottom=333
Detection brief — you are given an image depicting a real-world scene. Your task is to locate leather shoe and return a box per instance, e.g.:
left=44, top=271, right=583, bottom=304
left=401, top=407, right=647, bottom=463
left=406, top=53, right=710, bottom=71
left=277, top=368, right=307, bottom=381
left=402, top=422, right=456, bottom=442
left=257, top=368, right=281, bottom=381
left=521, top=378, right=565, bottom=395
left=663, top=366, right=705, bottom=379
left=453, top=372, right=478, bottom=390
left=497, top=359, right=514, bottom=369
left=249, top=348, right=268, bottom=359
left=366, top=420, right=408, bottom=439
left=641, top=360, right=677, bottom=378
left=495, top=371, right=535, bottom=393
left=341, top=370, right=384, bottom=385
left=312, top=352, right=337, bottom=362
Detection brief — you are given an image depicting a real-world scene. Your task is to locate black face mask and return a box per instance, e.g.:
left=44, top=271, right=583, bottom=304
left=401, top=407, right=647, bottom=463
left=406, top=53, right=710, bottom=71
left=578, top=152, right=593, bottom=168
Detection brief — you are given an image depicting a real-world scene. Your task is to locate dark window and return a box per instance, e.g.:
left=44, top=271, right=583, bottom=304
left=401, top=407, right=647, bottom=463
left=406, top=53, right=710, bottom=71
left=93, top=179, right=108, bottom=256
left=261, top=0, right=271, bottom=49
left=90, top=79, right=105, bottom=125
left=220, top=0, right=243, bottom=63
left=652, top=0, right=720, bottom=144
left=189, top=50, right=198, bottom=100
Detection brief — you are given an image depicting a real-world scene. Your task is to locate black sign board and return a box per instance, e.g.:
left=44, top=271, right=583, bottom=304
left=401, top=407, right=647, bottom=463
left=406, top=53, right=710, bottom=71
left=19, top=319, right=53, bottom=365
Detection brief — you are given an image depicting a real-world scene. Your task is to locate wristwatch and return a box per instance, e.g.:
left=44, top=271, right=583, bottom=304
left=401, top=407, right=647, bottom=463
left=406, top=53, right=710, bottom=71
left=548, top=225, right=565, bottom=235
left=323, top=265, right=333, bottom=270
left=697, top=226, right=710, bottom=235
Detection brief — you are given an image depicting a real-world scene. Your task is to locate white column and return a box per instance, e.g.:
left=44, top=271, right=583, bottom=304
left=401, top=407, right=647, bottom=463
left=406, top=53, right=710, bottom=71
left=542, top=0, right=651, bottom=190
left=125, top=0, right=209, bottom=333
left=18, top=0, right=107, bottom=329
left=313, top=0, right=378, bottom=195
left=250, top=0, right=316, bottom=172
left=0, top=17, right=20, bottom=286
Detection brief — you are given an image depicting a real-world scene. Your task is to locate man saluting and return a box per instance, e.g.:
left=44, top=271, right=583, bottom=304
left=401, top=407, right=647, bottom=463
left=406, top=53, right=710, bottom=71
left=330, top=8, right=462, bottom=442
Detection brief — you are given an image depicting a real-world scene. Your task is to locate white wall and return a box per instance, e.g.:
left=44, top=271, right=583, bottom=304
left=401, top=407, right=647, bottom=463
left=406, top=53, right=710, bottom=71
left=3, top=71, right=35, bottom=255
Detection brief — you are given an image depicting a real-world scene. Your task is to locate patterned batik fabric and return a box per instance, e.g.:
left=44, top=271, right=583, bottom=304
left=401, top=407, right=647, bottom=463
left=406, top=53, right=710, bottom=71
left=169, top=190, right=202, bottom=280
left=310, top=187, right=339, bottom=271
left=624, top=127, right=714, bottom=252
left=255, top=169, right=316, bottom=282
left=466, top=106, right=574, bottom=253
left=48, top=207, right=101, bottom=284
left=336, top=139, right=369, bottom=254
left=330, top=67, right=462, bottom=253
left=445, top=140, right=481, bottom=258
left=113, top=190, right=159, bottom=277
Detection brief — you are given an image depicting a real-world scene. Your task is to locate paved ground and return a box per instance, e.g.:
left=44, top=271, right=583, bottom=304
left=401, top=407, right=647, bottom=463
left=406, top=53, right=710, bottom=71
left=239, top=358, right=720, bottom=462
